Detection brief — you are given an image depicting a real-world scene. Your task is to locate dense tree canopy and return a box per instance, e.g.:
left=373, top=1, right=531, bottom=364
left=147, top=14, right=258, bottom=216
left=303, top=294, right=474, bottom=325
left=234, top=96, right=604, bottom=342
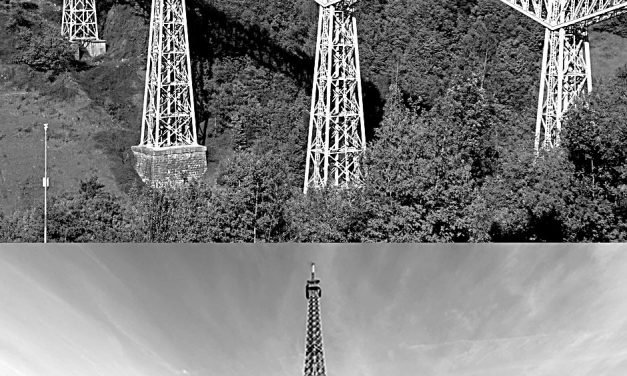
left=1, top=0, right=627, bottom=242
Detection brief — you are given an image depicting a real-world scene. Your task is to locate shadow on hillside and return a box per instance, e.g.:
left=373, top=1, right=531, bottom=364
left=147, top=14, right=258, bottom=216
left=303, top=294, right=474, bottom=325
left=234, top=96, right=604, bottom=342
left=192, top=0, right=384, bottom=142
left=185, top=0, right=315, bottom=145
left=120, top=0, right=384, bottom=140
left=102, top=0, right=314, bottom=84
left=93, top=0, right=385, bottom=190
left=187, top=0, right=313, bottom=83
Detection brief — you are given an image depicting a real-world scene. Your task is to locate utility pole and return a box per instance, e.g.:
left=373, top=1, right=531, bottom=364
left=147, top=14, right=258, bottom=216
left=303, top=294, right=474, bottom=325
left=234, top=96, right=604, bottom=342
left=43, top=123, right=49, bottom=244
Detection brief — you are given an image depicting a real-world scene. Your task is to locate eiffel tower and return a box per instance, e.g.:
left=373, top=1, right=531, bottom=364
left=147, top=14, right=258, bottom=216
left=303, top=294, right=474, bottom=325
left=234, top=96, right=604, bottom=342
left=303, top=263, right=327, bottom=376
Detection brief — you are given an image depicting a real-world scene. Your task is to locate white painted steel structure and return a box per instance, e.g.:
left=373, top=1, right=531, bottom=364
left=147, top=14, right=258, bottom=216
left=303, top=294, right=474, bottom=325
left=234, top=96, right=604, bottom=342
left=61, top=0, right=100, bottom=41
left=534, top=26, right=595, bottom=150
left=139, top=0, right=198, bottom=149
left=498, top=0, right=627, bottom=30
left=43, top=123, right=49, bottom=244
left=304, top=0, right=366, bottom=194
left=497, top=0, right=627, bottom=151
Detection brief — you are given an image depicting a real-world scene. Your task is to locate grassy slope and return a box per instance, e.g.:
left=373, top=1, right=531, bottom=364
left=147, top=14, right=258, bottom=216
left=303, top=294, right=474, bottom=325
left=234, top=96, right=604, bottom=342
left=590, top=30, right=627, bottom=82
left=0, top=2, right=626, bottom=214
left=0, top=66, right=122, bottom=214
left=0, top=7, right=123, bottom=214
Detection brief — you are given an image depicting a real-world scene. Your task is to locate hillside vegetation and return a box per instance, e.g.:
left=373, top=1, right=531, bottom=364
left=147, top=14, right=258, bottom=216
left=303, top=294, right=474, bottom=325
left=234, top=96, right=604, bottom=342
left=1, top=0, right=627, bottom=242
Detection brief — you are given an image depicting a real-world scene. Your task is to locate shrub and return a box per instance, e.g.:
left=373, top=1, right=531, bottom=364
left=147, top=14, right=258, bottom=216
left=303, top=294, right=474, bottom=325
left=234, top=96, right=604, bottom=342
left=7, top=8, right=76, bottom=75
left=5, top=8, right=33, bottom=30
left=12, top=25, right=77, bottom=75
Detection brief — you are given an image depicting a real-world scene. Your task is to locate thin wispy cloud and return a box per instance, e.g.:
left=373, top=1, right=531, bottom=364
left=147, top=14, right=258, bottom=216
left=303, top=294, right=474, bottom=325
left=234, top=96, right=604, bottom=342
left=0, top=245, right=625, bottom=376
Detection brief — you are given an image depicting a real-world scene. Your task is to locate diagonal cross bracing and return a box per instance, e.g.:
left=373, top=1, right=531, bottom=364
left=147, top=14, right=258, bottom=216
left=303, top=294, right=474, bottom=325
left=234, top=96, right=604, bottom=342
left=61, top=0, right=100, bottom=41
left=498, top=0, right=627, bottom=29
left=139, top=0, right=198, bottom=149
left=303, top=264, right=327, bottom=376
left=535, top=26, right=591, bottom=150
left=304, top=0, right=366, bottom=194
left=496, top=0, right=627, bottom=151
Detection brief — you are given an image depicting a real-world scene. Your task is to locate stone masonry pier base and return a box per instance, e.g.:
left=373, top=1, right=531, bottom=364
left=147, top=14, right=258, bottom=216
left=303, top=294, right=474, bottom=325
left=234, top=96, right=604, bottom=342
left=85, top=39, right=107, bottom=57
left=131, top=145, right=207, bottom=188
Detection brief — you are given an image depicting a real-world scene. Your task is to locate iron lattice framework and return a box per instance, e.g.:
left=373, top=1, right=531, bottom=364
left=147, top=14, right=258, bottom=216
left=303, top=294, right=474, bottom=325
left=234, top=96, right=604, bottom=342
left=303, top=264, right=327, bottom=376
left=61, top=0, right=100, bottom=42
left=304, top=0, right=366, bottom=194
left=139, top=0, right=198, bottom=149
left=498, top=0, right=627, bottom=29
left=535, top=26, right=592, bottom=149
left=496, top=0, right=627, bottom=151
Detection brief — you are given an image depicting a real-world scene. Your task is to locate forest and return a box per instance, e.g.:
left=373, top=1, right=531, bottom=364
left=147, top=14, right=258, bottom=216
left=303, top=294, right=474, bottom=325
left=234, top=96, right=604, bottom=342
left=0, top=0, right=626, bottom=242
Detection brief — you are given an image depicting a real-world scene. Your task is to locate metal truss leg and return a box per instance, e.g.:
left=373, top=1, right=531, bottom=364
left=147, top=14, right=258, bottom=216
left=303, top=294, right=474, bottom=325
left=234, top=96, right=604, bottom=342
left=304, top=4, right=366, bottom=194
left=61, top=0, right=107, bottom=57
left=535, top=25, right=592, bottom=152
left=61, top=0, right=100, bottom=41
left=139, top=0, right=198, bottom=148
left=132, top=0, right=207, bottom=188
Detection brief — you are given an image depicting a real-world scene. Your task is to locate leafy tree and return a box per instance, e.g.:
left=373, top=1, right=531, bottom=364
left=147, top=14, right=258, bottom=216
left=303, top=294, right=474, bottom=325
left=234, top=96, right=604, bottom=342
left=563, top=68, right=627, bottom=189
left=283, top=188, right=367, bottom=242
left=45, top=176, right=133, bottom=242
left=1, top=207, right=45, bottom=242
left=216, top=151, right=294, bottom=242
left=362, top=78, right=500, bottom=241
left=476, top=150, right=618, bottom=241
left=9, top=11, right=76, bottom=75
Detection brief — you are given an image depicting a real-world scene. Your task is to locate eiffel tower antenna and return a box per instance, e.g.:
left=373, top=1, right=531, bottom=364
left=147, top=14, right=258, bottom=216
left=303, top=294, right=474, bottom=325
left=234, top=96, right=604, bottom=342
left=131, top=0, right=207, bottom=188
left=304, top=0, right=366, bottom=194
left=303, top=263, right=327, bottom=376
left=496, top=0, right=627, bottom=152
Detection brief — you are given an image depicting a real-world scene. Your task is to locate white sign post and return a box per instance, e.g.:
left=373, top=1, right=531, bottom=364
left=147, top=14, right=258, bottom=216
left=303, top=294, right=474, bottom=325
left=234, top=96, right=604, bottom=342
left=43, top=123, right=49, bottom=244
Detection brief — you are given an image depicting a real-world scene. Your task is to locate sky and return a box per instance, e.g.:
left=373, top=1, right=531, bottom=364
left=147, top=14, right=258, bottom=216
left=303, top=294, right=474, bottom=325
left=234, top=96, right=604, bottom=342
left=0, top=244, right=626, bottom=376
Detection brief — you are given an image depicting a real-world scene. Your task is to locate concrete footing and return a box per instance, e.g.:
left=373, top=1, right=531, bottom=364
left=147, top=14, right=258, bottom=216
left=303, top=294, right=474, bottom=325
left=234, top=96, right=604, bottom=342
left=84, top=39, right=107, bottom=57
left=71, top=40, right=107, bottom=59
left=131, top=145, right=208, bottom=189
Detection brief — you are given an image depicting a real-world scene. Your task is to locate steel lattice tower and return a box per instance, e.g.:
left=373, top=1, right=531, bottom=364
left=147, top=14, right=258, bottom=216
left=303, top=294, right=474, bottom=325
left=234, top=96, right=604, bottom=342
left=496, top=0, right=627, bottom=152
left=303, top=263, right=327, bottom=376
left=61, top=0, right=106, bottom=57
left=131, top=0, right=207, bottom=188
left=304, top=0, right=366, bottom=194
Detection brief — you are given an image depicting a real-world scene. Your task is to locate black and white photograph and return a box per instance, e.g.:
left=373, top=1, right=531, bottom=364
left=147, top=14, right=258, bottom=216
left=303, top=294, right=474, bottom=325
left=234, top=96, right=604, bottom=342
left=2, top=1, right=627, bottom=375
left=1, top=245, right=627, bottom=376
left=1, top=0, right=627, bottom=242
